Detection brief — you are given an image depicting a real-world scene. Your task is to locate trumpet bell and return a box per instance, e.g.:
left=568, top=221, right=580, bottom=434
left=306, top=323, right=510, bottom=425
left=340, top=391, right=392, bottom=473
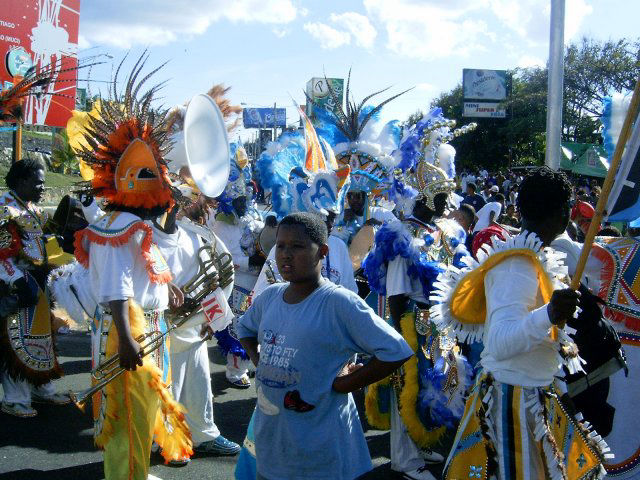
left=184, top=94, right=230, bottom=198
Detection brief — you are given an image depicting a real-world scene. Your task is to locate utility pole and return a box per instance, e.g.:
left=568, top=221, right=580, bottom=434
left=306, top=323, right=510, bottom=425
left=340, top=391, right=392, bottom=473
left=545, top=0, right=565, bottom=170
left=12, top=123, right=22, bottom=163
left=273, top=102, right=277, bottom=141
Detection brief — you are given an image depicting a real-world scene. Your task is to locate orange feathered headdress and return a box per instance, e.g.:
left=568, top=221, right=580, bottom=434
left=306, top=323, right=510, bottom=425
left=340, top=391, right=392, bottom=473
left=0, top=58, right=84, bottom=124
left=76, top=53, right=175, bottom=211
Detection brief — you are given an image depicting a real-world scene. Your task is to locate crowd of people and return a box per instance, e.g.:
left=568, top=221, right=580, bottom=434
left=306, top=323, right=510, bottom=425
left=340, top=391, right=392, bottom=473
left=0, top=58, right=637, bottom=480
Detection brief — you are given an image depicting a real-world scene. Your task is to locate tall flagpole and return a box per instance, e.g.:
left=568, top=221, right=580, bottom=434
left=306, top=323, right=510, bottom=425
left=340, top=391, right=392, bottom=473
left=570, top=77, right=640, bottom=289
left=545, top=0, right=565, bottom=170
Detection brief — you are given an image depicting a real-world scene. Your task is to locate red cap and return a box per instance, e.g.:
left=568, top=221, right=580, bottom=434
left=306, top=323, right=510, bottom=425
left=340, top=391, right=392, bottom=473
left=472, top=224, right=509, bottom=258
left=571, top=201, right=595, bottom=220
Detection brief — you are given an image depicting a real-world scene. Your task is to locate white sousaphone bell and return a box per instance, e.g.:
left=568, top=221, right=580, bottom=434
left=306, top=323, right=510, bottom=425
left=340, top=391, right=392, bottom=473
left=165, top=93, right=230, bottom=198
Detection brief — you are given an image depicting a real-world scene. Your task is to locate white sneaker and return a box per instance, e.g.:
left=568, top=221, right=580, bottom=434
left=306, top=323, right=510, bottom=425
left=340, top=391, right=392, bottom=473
left=147, top=475, right=163, bottom=480
left=401, top=464, right=437, bottom=480
left=421, top=448, right=445, bottom=463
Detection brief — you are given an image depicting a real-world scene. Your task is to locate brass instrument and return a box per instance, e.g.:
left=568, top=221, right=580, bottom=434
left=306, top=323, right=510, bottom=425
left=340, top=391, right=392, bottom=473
left=69, top=317, right=189, bottom=410
left=70, top=94, right=235, bottom=411
left=179, top=244, right=234, bottom=315
left=70, top=246, right=234, bottom=411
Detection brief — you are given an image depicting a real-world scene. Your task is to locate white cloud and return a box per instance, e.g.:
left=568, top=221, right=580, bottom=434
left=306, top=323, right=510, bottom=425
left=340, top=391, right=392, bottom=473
left=79, top=0, right=298, bottom=49
left=272, top=28, right=289, bottom=38
left=303, top=22, right=351, bottom=49
left=516, top=54, right=545, bottom=68
left=363, top=0, right=490, bottom=60
left=329, top=12, right=377, bottom=48
left=565, top=0, right=593, bottom=40
left=415, top=82, right=437, bottom=94
left=488, top=0, right=593, bottom=46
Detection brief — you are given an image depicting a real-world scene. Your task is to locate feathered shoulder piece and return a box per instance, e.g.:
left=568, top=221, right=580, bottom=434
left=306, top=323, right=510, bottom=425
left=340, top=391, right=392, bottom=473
left=362, top=220, right=443, bottom=300
left=257, top=132, right=306, bottom=217
left=429, top=231, right=567, bottom=343
left=0, top=57, right=94, bottom=124
left=76, top=52, right=175, bottom=212
left=257, top=131, right=350, bottom=218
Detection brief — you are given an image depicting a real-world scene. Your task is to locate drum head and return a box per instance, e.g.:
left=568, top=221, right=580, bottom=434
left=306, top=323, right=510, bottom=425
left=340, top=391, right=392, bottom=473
left=258, top=225, right=277, bottom=257
left=348, top=224, right=375, bottom=271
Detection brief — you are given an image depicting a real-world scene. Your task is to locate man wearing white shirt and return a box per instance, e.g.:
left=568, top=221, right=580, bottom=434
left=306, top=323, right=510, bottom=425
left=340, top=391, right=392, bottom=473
left=439, top=167, right=608, bottom=480
left=153, top=203, right=241, bottom=460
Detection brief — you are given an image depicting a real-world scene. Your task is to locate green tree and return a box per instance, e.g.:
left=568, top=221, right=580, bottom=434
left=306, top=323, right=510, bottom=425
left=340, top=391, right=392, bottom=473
left=416, top=37, right=640, bottom=170
left=51, top=129, right=78, bottom=174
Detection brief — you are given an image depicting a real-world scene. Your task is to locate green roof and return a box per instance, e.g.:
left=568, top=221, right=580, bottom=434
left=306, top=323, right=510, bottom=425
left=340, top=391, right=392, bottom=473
left=560, top=142, right=608, bottom=178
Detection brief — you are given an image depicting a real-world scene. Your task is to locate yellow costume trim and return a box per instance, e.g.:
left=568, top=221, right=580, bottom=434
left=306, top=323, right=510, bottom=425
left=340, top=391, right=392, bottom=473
left=364, top=378, right=391, bottom=430
left=450, top=249, right=553, bottom=326
left=398, top=312, right=447, bottom=447
left=431, top=233, right=564, bottom=343
left=94, top=300, right=192, bottom=478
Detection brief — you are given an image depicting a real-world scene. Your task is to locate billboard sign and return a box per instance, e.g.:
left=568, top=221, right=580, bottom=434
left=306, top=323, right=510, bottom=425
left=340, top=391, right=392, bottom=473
left=243, top=108, right=287, bottom=128
left=463, top=69, right=508, bottom=101
left=305, top=77, right=344, bottom=119
left=463, top=102, right=506, bottom=118
left=0, top=0, right=80, bottom=127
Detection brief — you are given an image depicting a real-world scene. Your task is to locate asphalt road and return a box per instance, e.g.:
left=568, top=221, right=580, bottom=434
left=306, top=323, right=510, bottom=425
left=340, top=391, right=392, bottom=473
left=0, top=331, right=446, bottom=480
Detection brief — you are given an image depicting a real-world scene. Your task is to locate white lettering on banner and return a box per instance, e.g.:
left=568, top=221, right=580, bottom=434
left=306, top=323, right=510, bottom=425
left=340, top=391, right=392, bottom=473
left=0, top=35, right=20, bottom=44
left=0, top=20, right=16, bottom=29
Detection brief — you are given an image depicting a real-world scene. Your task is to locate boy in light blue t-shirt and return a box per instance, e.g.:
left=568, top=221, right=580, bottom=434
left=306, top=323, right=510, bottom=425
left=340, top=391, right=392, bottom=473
left=237, top=212, right=413, bottom=480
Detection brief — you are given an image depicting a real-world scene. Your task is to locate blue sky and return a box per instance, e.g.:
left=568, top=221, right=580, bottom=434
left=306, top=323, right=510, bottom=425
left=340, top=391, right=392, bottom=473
left=77, top=0, right=639, bottom=140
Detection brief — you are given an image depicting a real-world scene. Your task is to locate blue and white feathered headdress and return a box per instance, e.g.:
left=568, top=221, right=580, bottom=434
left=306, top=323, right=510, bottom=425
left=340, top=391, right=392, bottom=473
left=257, top=131, right=350, bottom=219
left=393, top=108, right=476, bottom=211
left=308, top=71, right=410, bottom=194
left=216, top=142, right=248, bottom=214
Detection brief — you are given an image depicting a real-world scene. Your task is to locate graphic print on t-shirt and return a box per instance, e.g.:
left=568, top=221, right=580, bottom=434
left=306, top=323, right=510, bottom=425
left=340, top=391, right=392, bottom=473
left=257, top=329, right=301, bottom=389
left=283, top=390, right=315, bottom=412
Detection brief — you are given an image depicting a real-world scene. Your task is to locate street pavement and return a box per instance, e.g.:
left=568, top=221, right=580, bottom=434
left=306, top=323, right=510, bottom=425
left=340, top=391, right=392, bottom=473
left=0, top=330, right=445, bottom=480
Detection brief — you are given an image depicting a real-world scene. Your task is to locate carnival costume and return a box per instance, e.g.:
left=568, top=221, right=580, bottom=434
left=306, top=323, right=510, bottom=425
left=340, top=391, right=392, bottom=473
left=309, top=72, right=408, bottom=244
left=52, top=55, right=192, bottom=479
left=430, top=232, right=611, bottom=480
left=0, top=191, right=64, bottom=414
left=211, top=144, right=264, bottom=387
left=361, top=109, right=475, bottom=475
left=0, top=59, right=88, bottom=416
left=588, top=235, right=640, bottom=478
left=253, top=117, right=355, bottom=293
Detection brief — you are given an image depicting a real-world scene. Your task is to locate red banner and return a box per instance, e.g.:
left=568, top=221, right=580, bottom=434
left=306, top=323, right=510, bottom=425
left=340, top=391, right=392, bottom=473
left=0, top=0, right=80, bottom=127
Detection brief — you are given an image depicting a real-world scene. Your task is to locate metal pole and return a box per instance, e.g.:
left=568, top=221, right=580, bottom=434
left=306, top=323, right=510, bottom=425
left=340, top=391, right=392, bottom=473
left=273, top=102, right=277, bottom=141
left=545, top=0, right=565, bottom=170
left=12, top=123, right=22, bottom=163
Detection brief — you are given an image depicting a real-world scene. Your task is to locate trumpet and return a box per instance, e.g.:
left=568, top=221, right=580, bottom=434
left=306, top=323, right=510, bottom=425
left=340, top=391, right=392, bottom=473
left=70, top=245, right=234, bottom=411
